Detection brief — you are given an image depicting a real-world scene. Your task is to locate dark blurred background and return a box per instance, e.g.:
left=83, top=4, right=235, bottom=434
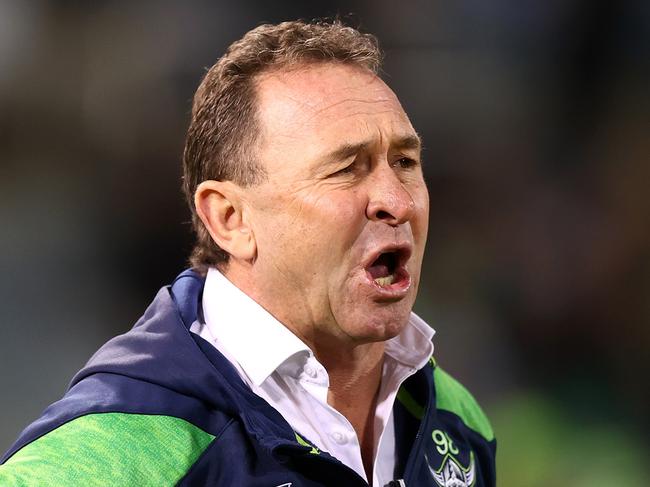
left=1, top=1, right=648, bottom=484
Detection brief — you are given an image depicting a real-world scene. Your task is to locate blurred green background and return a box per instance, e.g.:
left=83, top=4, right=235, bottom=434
left=1, top=1, right=648, bottom=485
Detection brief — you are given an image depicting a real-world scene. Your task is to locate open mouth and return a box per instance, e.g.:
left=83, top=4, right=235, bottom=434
left=365, top=247, right=411, bottom=290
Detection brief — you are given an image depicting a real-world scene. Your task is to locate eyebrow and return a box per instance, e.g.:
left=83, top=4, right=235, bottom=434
left=322, top=134, right=422, bottom=164
left=393, top=134, right=422, bottom=152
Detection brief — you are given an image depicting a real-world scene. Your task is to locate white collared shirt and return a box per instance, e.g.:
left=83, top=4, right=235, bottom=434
left=190, top=268, right=434, bottom=486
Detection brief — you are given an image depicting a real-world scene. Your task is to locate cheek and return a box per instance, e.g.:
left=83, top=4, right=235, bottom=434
left=269, top=194, right=362, bottom=264
left=306, top=189, right=365, bottom=237
left=254, top=185, right=367, bottom=272
left=331, top=203, right=363, bottom=232
left=412, top=185, right=430, bottom=239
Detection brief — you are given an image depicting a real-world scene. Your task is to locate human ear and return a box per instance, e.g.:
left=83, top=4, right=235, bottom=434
left=194, top=180, right=256, bottom=262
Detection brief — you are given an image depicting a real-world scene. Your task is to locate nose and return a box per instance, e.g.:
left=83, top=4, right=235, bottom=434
left=366, top=166, right=415, bottom=226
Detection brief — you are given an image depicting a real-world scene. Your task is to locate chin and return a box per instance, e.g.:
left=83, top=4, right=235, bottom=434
left=342, top=305, right=412, bottom=343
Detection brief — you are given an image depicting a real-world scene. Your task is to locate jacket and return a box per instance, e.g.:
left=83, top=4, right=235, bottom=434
left=0, top=270, right=496, bottom=486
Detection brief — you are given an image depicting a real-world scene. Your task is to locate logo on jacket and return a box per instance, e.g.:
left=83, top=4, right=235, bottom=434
left=427, top=452, right=475, bottom=487
left=426, top=429, right=475, bottom=487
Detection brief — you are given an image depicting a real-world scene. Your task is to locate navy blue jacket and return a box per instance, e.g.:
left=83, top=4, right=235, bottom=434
left=1, top=270, right=496, bottom=486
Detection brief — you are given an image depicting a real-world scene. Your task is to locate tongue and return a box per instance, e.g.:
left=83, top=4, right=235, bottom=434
left=368, top=263, right=390, bottom=279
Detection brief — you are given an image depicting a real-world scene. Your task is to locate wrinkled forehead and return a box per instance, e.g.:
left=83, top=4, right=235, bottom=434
left=254, top=63, right=414, bottom=145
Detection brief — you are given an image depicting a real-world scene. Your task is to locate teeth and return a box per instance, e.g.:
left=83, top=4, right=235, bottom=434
left=374, top=275, right=395, bottom=287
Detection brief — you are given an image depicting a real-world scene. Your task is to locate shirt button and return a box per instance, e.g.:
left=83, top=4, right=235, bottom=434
left=304, top=365, right=317, bottom=378
left=331, top=431, right=347, bottom=444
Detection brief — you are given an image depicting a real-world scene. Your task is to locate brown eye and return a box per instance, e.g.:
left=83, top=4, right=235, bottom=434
left=396, top=157, right=417, bottom=168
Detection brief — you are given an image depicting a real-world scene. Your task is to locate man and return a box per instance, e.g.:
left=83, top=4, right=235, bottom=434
left=1, top=20, right=495, bottom=486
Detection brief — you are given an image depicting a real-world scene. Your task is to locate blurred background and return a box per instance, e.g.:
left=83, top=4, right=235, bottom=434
left=1, top=1, right=648, bottom=484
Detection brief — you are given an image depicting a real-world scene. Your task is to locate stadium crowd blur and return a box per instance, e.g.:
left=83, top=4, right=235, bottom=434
left=1, top=1, right=648, bottom=485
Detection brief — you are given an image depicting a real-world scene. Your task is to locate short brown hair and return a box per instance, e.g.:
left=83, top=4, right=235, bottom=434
left=182, top=19, right=382, bottom=270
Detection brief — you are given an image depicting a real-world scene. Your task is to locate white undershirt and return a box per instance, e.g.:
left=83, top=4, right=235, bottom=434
left=190, top=267, right=434, bottom=486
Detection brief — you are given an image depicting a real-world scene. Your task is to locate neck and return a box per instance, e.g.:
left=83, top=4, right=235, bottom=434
left=317, top=341, right=385, bottom=483
left=224, top=263, right=385, bottom=480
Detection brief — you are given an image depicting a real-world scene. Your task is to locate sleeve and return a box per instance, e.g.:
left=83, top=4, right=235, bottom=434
left=0, top=412, right=215, bottom=486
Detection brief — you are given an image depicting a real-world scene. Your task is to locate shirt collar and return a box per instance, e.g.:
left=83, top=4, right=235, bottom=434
left=385, top=312, right=434, bottom=371
left=202, top=267, right=310, bottom=386
left=202, top=267, right=435, bottom=386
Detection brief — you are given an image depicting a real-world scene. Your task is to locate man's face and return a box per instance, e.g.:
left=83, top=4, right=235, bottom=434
left=242, top=63, right=429, bottom=347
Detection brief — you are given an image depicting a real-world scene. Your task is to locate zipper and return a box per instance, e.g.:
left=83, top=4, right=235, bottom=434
left=401, top=362, right=435, bottom=484
left=272, top=443, right=370, bottom=486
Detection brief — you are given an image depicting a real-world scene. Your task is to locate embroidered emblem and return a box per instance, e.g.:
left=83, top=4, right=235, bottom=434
left=426, top=451, right=475, bottom=487
left=426, top=429, right=475, bottom=487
